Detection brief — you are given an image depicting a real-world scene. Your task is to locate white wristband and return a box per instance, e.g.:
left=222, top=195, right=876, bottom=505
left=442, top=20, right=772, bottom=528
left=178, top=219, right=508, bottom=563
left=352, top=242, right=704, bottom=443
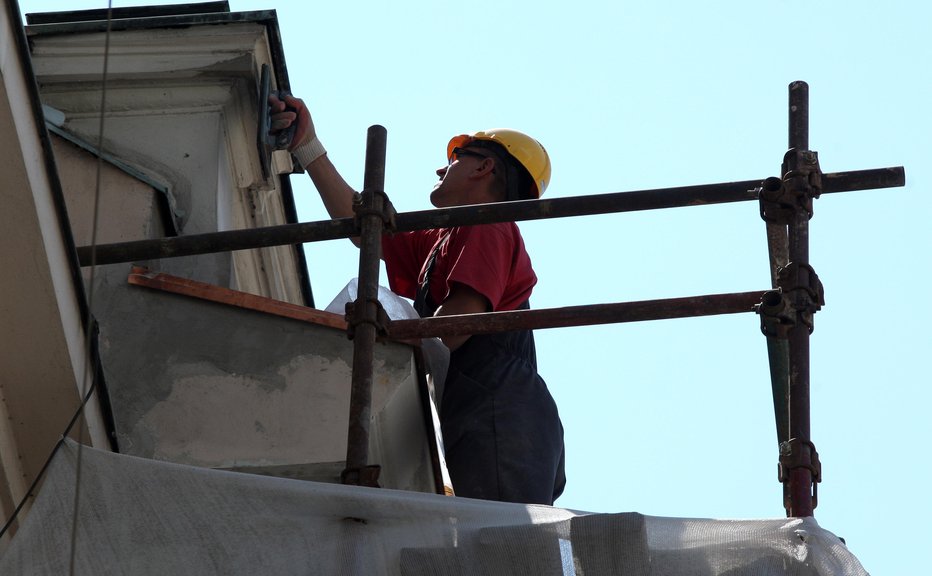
left=292, top=137, right=327, bottom=169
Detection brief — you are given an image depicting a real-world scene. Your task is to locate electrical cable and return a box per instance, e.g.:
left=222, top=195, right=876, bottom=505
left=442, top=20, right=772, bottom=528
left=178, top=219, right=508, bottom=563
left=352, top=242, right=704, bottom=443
left=0, top=381, right=101, bottom=541
left=0, top=4, right=113, bottom=555
left=66, top=3, right=113, bottom=573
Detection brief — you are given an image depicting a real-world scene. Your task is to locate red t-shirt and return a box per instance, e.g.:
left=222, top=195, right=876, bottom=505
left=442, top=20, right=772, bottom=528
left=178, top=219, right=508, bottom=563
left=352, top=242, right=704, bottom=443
left=381, top=223, right=537, bottom=312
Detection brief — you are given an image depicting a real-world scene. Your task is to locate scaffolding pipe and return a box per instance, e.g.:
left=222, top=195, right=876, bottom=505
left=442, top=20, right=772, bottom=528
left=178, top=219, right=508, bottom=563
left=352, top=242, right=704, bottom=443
left=789, top=81, right=809, bottom=151
left=765, top=221, right=789, bottom=289
left=64, top=79, right=903, bottom=522
left=785, top=80, right=815, bottom=518
left=342, top=125, right=387, bottom=486
left=74, top=168, right=904, bottom=267
left=388, top=291, right=765, bottom=341
left=759, top=290, right=791, bottom=445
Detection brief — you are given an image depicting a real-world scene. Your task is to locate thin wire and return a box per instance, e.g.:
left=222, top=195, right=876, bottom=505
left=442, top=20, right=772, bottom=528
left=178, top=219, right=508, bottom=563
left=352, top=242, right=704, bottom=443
left=0, top=2, right=114, bottom=552
left=0, top=383, right=100, bottom=540
left=67, top=3, right=113, bottom=574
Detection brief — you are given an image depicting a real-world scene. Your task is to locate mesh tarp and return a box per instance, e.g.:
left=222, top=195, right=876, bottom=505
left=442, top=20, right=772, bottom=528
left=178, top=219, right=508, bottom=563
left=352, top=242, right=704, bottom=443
left=0, top=441, right=867, bottom=575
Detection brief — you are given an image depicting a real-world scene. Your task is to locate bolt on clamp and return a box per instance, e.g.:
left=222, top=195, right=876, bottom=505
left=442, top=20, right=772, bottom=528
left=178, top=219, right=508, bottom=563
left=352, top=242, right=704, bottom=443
left=344, top=298, right=391, bottom=340
left=758, top=148, right=824, bottom=224
left=352, top=189, right=397, bottom=232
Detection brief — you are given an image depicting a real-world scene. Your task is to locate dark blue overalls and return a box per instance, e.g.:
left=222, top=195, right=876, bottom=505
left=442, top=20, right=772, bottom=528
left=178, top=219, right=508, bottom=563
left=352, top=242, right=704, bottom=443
left=414, top=237, right=566, bottom=505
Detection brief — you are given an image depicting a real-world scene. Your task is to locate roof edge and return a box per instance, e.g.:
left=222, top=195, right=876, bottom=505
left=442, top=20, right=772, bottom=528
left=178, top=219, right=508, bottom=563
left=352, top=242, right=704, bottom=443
left=25, top=1, right=231, bottom=26
left=25, top=6, right=291, bottom=93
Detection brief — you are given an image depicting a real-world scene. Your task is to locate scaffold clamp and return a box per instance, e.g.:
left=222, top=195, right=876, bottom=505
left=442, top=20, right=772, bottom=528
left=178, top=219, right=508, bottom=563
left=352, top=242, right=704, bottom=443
left=341, top=464, right=382, bottom=488
left=344, top=298, right=390, bottom=340
left=352, top=189, right=397, bottom=232
left=756, top=289, right=795, bottom=339
left=779, top=438, right=822, bottom=510
left=759, top=148, right=823, bottom=224
left=778, top=262, right=825, bottom=333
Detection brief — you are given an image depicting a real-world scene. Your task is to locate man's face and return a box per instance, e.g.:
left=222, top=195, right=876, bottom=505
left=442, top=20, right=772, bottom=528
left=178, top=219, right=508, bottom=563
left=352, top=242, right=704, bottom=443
left=430, top=147, right=494, bottom=208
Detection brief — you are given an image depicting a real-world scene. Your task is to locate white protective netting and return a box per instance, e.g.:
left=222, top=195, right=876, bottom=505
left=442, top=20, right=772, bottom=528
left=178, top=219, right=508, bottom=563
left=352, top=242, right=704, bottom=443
left=0, top=440, right=867, bottom=575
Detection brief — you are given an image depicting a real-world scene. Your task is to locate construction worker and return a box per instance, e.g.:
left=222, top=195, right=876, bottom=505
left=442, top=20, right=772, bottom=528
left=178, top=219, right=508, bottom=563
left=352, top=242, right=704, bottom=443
left=270, top=95, right=566, bottom=505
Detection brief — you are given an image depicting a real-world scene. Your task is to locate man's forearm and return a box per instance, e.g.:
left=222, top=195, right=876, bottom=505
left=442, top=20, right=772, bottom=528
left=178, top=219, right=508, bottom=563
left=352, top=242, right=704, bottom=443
left=304, top=153, right=357, bottom=220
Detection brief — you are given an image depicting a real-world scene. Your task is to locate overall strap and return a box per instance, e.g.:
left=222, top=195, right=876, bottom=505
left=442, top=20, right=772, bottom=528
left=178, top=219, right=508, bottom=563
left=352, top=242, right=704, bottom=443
left=413, top=231, right=452, bottom=318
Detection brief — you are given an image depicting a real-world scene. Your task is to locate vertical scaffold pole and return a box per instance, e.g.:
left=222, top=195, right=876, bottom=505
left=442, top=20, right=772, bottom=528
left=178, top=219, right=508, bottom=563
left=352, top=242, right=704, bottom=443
left=343, top=125, right=387, bottom=486
left=785, top=81, right=815, bottom=517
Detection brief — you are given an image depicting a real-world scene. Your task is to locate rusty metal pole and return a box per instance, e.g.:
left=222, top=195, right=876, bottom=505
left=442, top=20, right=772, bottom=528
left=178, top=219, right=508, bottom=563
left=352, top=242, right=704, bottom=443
left=342, top=125, right=387, bottom=487
left=389, top=291, right=766, bottom=340
left=785, top=81, right=815, bottom=517
left=75, top=169, right=903, bottom=267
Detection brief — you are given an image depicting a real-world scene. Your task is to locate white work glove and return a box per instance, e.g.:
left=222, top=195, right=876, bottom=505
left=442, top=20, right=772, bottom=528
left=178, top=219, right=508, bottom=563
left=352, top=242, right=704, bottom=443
left=268, top=93, right=326, bottom=168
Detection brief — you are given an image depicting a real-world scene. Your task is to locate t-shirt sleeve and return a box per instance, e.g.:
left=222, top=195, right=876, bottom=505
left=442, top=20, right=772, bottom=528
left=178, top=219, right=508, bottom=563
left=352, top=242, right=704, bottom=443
left=443, top=225, right=529, bottom=311
left=381, top=230, right=436, bottom=300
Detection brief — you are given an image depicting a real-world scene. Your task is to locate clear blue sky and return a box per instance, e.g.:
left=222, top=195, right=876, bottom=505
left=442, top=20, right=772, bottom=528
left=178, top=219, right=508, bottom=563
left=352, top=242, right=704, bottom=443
left=20, top=1, right=930, bottom=573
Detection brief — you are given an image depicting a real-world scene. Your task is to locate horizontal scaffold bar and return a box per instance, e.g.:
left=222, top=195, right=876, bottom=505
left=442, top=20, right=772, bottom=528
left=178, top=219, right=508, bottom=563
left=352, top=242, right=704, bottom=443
left=76, top=167, right=904, bottom=266
left=387, top=291, right=766, bottom=340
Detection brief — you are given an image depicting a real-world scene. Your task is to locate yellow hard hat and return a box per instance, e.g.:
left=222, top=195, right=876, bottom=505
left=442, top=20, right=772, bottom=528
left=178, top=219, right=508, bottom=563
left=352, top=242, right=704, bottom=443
left=447, top=128, right=551, bottom=199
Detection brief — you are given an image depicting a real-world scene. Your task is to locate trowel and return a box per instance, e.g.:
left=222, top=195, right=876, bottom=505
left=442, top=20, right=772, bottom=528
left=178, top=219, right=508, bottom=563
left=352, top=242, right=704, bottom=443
left=257, top=63, right=295, bottom=179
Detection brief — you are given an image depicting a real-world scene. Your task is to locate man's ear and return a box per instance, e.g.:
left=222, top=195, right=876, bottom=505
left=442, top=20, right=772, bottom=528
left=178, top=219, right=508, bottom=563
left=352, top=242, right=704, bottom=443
left=470, top=156, right=497, bottom=178
left=465, top=157, right=504, bottom=201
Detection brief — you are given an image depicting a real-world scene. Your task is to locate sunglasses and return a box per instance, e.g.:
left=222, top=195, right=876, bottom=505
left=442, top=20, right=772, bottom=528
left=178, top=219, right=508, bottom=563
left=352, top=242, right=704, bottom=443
left=448, top=146, right=491, bottom=165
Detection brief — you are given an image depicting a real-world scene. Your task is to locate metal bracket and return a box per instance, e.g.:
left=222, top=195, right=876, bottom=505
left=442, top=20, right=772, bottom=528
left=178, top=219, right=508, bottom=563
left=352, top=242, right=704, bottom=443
left=345, top=298, right=390, bottom=340
left=756, top=289, right=795, bottom=339
left=759, top=148, right=823, bottom=224
left=757, top=261, right=824, bottom=337
left=778, top=438, right=822, bottom=510
left=352, top=189, right=397, bottom=232
left=778, top=262, right=825, bottom=333
left=341, top=464, right=382, bottom=488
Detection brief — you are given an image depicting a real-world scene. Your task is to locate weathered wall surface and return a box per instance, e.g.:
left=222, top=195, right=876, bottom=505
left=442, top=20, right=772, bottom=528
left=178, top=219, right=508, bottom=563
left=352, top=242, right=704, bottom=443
left=32, top=20, right=305, bottom=304
left=93, top=272, right=438, bottom=493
